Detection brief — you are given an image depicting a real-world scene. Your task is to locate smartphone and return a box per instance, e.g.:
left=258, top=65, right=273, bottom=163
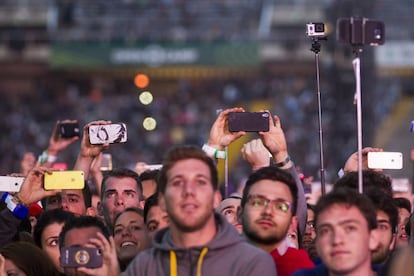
left=100, top=153, right=112, bottom=171
left=60, top=246, right=102, bottom=268
left=145, top=164, right=163, bottom=171
left=44, top=171, right=85, bottom=190
left=228, top=112, right=270, bottom=132
left=0, top=176, right=25, bottom=192
left=88, top=123, right=127, bottom=145
left=59, top=122, right=80, bottom=138
left=367, top=152, right=403, bottom=170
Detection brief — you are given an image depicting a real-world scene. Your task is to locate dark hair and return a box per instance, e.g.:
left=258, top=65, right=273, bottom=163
left=144, top=193, right=159, bottom=223
left=334, top=170, right=393, bottom=197
left=157, top=145, right=218, bottom=193
left=241, top=166, right=298, bottom=215
left=139, top=169, right=160, bottom=182
left=0, top=241, right=60, bottom=276
left=101, top=168, right=143, bottom=200
left=33, top=209, right=75, bottom=248
left=113, top=207, right=144, bottom=235
left=59, top=216, right=110, bottom=249
left=365, top=188, right=398, bottom=234
left=393, top=197, right=412, bottom=213
left=82, top=181, right=92, bottom=208
left=315, top=188, right=377, bottom=231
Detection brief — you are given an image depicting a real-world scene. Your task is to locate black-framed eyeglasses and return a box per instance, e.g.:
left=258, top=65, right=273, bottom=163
left=247, top=194, right=292, bottom=214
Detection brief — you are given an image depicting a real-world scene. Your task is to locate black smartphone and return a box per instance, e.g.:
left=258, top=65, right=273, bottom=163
left=59, top=122, right=80, bottom=138
left=60, top=246, right=103, bottom=268
left=228, top=112, right=270, bottom=132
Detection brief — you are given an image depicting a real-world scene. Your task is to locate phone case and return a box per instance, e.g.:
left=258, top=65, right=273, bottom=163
left=44, top=171, right=85, bottom=190
left=367, top=152, right=403, bottom=170
left=0, top=176, right=25, bottom=192
left=88, top=123, right=127, bottom=145
left=228, top=112, right=269, bottom=132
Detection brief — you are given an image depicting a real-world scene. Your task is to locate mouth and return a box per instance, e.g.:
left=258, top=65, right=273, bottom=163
left=330, top=250, right=348, bottom=257
left=121, top=241, right=137, bottom=248
left=256, top=219, right=275, bottom=228
left=181, top=203, right=198, bottom=211
left=399, top=234, right=409, bottom=240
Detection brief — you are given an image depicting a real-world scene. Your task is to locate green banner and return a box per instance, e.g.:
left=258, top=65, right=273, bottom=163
left=50, top=42, right=259, bottom=68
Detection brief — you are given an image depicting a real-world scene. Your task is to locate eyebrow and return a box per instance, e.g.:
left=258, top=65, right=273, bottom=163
left=221, top=206, right=236, bottom=212
left=318, top=218, right=361, bottom=228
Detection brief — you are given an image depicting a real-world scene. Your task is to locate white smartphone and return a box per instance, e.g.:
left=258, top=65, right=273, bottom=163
left=89, top=123, right=127, bottom=145
left=0, top=176, right=25, bottom=192
left=367, top=152, right=403, bottom=170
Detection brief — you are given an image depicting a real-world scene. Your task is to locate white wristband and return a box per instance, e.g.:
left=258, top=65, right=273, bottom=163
left=202, top=144, right=226, bottom=159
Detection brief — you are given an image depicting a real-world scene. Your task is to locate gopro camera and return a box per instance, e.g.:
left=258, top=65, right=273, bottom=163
left=306, top=23, right=325, bottom=37
left=88, top=123, right=127, bottom=145
left=228, top=112, right=270, bottom=132
left=59, top=122, right=80, bottom=139
left=60, top=246, right=103, bottom=268
left=337, top=17, right=385, bottom=46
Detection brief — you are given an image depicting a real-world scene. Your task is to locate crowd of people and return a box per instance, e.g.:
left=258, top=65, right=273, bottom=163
left=0, top=107, right=413, bottom=275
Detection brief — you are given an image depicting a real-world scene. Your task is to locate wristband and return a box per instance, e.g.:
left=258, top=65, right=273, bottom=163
left=275, top=156, right=290, bottom=168
left=202, top=144, right=226, bottom=159
left=38, top=150, right=57, bottom=164
left=1, top=192, right=29, bottom=219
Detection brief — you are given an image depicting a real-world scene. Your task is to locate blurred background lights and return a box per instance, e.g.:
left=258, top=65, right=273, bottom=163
left=134, top=73, right=150, bottom=88
left=143, top=117, right=157, bottom=131
left=139, top=91, right=153, bottom=105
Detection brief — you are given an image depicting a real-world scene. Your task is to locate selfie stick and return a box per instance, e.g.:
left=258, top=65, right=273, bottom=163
left=352, top=46, right=364, bottom=194
left=310, top=36, right=327, bottom=195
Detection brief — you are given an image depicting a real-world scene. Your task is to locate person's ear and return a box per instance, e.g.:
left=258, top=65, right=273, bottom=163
left=86, top=207, right=96, bottom=217
left=288, top=216, right=299, bottom=234
left=369, top=228, right=381, bottom=251
left=213, top=191, right=222, bottom=209
left=139, top=199, right=145, bottom=209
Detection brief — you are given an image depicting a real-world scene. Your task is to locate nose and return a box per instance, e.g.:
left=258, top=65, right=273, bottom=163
left=121, top=227, right=131, bottom=236
left=332, top=229, right=344, bottom=246
left=182, top=181, right=195, bottom=197
left=115, top=195, right=125, bottom=206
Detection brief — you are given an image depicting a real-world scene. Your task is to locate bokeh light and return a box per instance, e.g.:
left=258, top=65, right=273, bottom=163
left=134, top=73, right=150, bottom=88
left=142, top=117, right=157, bottom=131
left=139, top=91, right=153, bottom=105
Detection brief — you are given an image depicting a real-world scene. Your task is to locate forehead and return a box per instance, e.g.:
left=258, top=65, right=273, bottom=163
left=248, top=179, right=293, bottom=201
left=218, top=198, right=241, bottom=212
left=116, top=211, right=144, bottom=226
left=62, top=190, right=83, bottom=197
left=104, top=176, right=138, bottom=191
left=317, top=204, right=368, bottom=227
left=42, top=222, right=64, bottom=239
left=167, top=159, right=211, bottom=179
left=147, top=205, right=167, bottom=220
left=64, top=226, right=102, bottom=247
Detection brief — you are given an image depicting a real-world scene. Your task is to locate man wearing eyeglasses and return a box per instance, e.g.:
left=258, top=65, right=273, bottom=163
left=240, top=166, right=314, bottom=276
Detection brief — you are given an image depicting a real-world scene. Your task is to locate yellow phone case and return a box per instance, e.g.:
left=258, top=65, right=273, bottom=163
left=44, top=170, right=85, bottom=190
